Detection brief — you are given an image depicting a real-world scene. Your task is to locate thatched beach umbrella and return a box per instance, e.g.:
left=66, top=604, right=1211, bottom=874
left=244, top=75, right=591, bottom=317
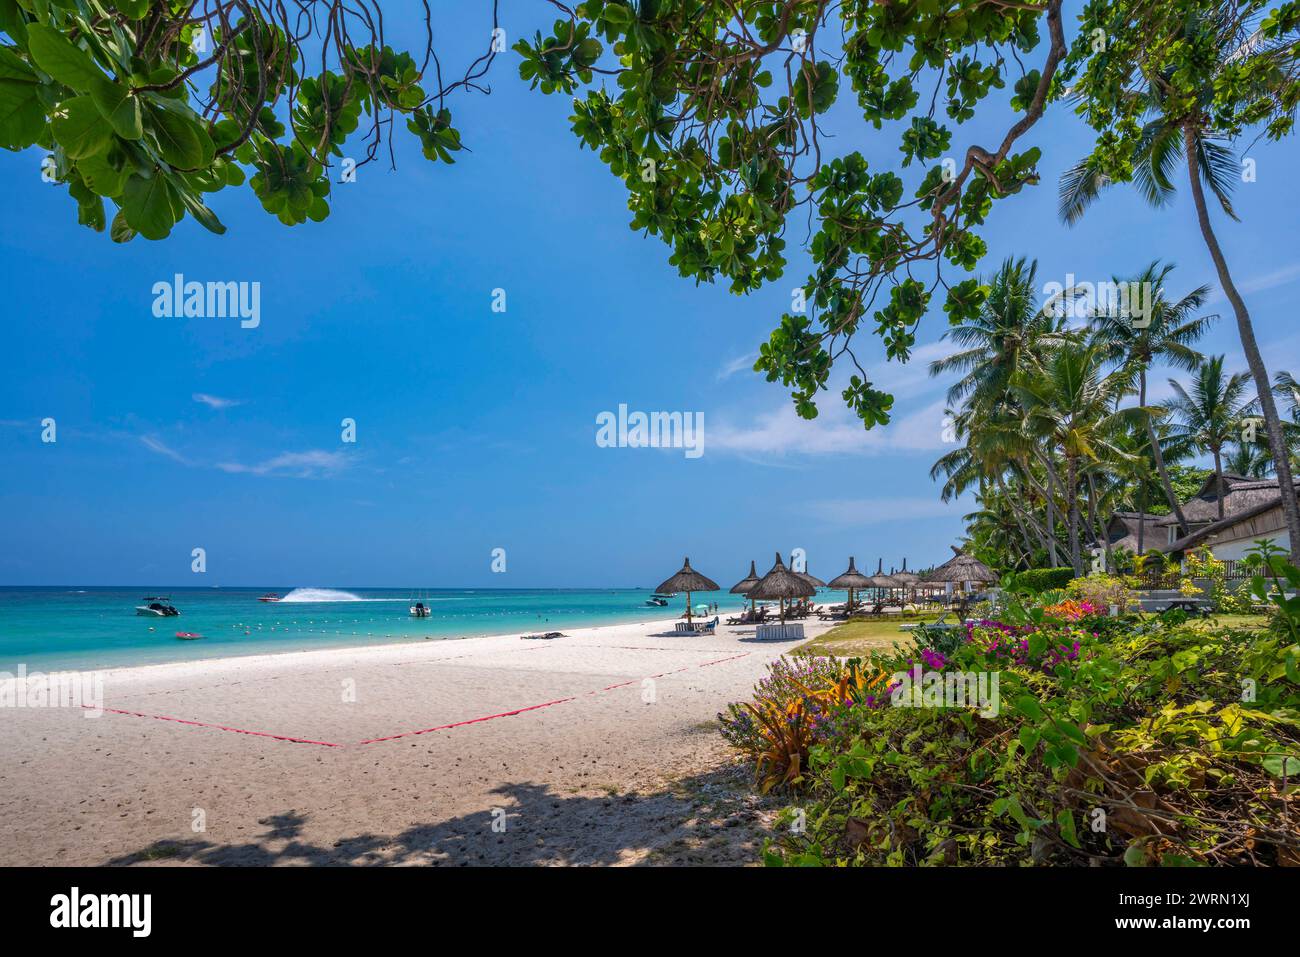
left=748, top=552, right=815, bottom=623
left=656, top=557, right=720, bottom=625
left=795, top=563, right=826, bottom=590
left=828, top=556, right=872, bottom=610
left=863, top=558, right=903, bottom=602
left=892, top=558, right=921, bottom=603
left=730, top=560, right=761, bottom=613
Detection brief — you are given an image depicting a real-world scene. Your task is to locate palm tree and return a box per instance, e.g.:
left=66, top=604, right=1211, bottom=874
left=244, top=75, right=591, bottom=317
left=929, top=257, right=1067, bottom=413
left=1163, top=357, right=1253, bottom=520
left=1058, top=10, right=1300, bottom=561
left=1224, top=438, right=1273, bottom=478
left=1087, top=261, right=1213, bottom=538
left=1012, top=340, right=1143, bottom=574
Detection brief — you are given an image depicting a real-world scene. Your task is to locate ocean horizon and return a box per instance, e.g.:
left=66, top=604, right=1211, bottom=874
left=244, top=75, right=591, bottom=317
left=0, top=586, right=751, bottom=673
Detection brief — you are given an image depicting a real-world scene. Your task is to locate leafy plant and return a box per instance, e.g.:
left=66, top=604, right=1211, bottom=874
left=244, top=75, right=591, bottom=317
left=1, top=2, right=499, bottom=239
left=732, top=597, right=1300, bottom=866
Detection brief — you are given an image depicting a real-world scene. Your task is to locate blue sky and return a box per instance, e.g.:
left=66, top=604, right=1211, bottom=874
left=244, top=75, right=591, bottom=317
left=2, top=4, right=1298, bottom=587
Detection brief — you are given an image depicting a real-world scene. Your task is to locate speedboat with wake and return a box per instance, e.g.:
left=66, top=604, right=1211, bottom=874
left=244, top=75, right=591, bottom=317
left=645, top=592, right=675, bottom=607
left=136, top=597, right=180, bottom=617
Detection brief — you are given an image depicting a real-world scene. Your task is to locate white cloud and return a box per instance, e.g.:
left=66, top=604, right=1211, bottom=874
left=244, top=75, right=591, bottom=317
left=139, top=435, right=190, bottom=465
left=1204, top=260, right=1300, bottom=305
left=717, top=352, right=757, bottom=381
left=216, top=449, right=350, bottom=478
left=193, top=393, right=241, bottom=410
left=710, top=395, right=952, bottom=457
left=802, top=496, right=971, bottom=525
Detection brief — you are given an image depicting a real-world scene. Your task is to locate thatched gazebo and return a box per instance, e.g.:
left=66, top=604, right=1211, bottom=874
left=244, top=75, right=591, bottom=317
left=828, top=556, right=872, bottom=611
left=729, top=560, right=761, bottom=614
left=748, top=552, right=815, bottom=623
left=656, top=557, right=720, bottom=625
left=927, top=548, right=996, bottom=605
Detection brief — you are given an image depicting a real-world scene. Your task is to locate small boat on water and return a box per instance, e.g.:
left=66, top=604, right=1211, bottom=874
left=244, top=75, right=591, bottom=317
left=258, top=593, right=281, bottom=603
left=645, top=592, right=675, bottom=607
left=136, top=597, right=180, bottom=617
left=409, top=589, right=432, bottom=617
left=175, top=632, right=203, bottom=640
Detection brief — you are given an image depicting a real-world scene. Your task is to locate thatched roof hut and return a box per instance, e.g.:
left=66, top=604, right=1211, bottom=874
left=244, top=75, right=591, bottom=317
left=749, top=552, right=815, bottom=622
left=656, top=557, right=720, bottom=624
left=927, top=547, right=996, bottom=586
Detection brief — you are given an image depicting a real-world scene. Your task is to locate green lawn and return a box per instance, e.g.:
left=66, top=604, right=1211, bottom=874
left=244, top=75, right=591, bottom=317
left=797, top=611, right=1271, bottom=658
left=1191, top=613, right=1270, bottom=632
left=798, top=612, right=943, bottom=657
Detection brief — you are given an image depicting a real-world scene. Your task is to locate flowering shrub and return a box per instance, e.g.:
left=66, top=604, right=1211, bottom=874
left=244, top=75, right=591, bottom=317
left=724, top=581, right=1300, bottom=867
left=1040, top=598, right=1101, bottom=623
left=718, top=655, right=891, bottom=793
left=1064, top=573, right=1135, bottom=613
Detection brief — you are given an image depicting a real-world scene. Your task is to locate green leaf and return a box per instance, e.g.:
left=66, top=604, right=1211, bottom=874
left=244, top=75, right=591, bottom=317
left=178, top=190, right=226, bottom=235
left=1262, top=753, right=1300, bottom=778
left=0, top=46, right=38, bottom=83
left=1013, top=695, right=1043, bottom=721
left=0, top=79, right=45, bottom=150
left=51, top=95, right=114, bottom=159
left=145, top=101, right=215, bottom=169
left=109, top=208, right=137, bottom=243
left=1059, top=721, right=1088, bottom=747
left=76, top=153, right=131, bottom=198
left=27, top=24, right=107, bottom=92
left=90, top=77, right=143, bottom=140
left=116, top=0, right=153, bottom=18
left=1056, top=808, right=1080, bottom=849
left=121, top=172, right=183, bottom=240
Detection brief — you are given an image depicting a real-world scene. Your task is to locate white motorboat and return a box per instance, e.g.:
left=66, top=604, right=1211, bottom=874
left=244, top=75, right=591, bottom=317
left=136, top=597, right=180, bottom=617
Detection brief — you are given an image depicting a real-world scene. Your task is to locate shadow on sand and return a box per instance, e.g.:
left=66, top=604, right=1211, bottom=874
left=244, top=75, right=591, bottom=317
left=104, top=766, right=775, bottom=867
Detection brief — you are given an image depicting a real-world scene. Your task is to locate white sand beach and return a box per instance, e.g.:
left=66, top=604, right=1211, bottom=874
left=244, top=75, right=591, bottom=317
left=0, top=616, right=833, bottom=866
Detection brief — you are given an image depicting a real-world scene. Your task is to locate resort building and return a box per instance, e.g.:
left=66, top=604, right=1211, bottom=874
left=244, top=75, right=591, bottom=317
left=1105, top=474, right=1299, bottom=561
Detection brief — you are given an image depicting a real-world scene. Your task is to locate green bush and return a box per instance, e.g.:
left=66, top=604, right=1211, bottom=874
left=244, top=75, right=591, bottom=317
left=729, top=579, right=1300, bottom=867
left=1009, top=567, right=1074, bottom=593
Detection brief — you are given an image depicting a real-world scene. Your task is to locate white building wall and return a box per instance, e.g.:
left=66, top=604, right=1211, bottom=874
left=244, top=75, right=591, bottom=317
left=1206, top=530, right=1290, bottom=561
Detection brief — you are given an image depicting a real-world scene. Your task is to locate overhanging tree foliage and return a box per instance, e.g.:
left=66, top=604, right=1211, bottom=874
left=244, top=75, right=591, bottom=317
left=0, top=0, right=503, bottom=240
left=518, top=0, right=1071, bottom=430
left=515, top=0, right=1299, bottom=558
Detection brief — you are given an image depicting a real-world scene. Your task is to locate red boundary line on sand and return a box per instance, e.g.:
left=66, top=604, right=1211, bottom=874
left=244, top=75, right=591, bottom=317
left=86, top=652, right=752, bottom=749
left=83, top=705, right=346, bottom=747
left=355, top=652, right=751, bottom=745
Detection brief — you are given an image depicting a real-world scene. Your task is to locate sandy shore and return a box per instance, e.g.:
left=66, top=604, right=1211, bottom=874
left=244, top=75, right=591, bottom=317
left=0, top=616, right=833, bottom=866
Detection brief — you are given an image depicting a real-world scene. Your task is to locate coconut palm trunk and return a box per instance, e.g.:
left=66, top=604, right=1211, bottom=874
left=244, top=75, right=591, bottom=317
left=1040, top=452, right=1064, bottom=567
left=1213, top=446, right=1225, bottom=520
left=1183, top=124, right=1300, bottom=563
left=1140, top=368, right=1191, bottom=537
left=1086, top=471, right=1112, bottom=572
left=1137, top=484, right=1146, bottom=554
left=1066, top=455, right=1083, bottom=575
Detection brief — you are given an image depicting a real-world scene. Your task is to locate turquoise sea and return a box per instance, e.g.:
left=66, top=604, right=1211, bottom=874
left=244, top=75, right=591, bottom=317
left=0, top=587, right=747, bottom=673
